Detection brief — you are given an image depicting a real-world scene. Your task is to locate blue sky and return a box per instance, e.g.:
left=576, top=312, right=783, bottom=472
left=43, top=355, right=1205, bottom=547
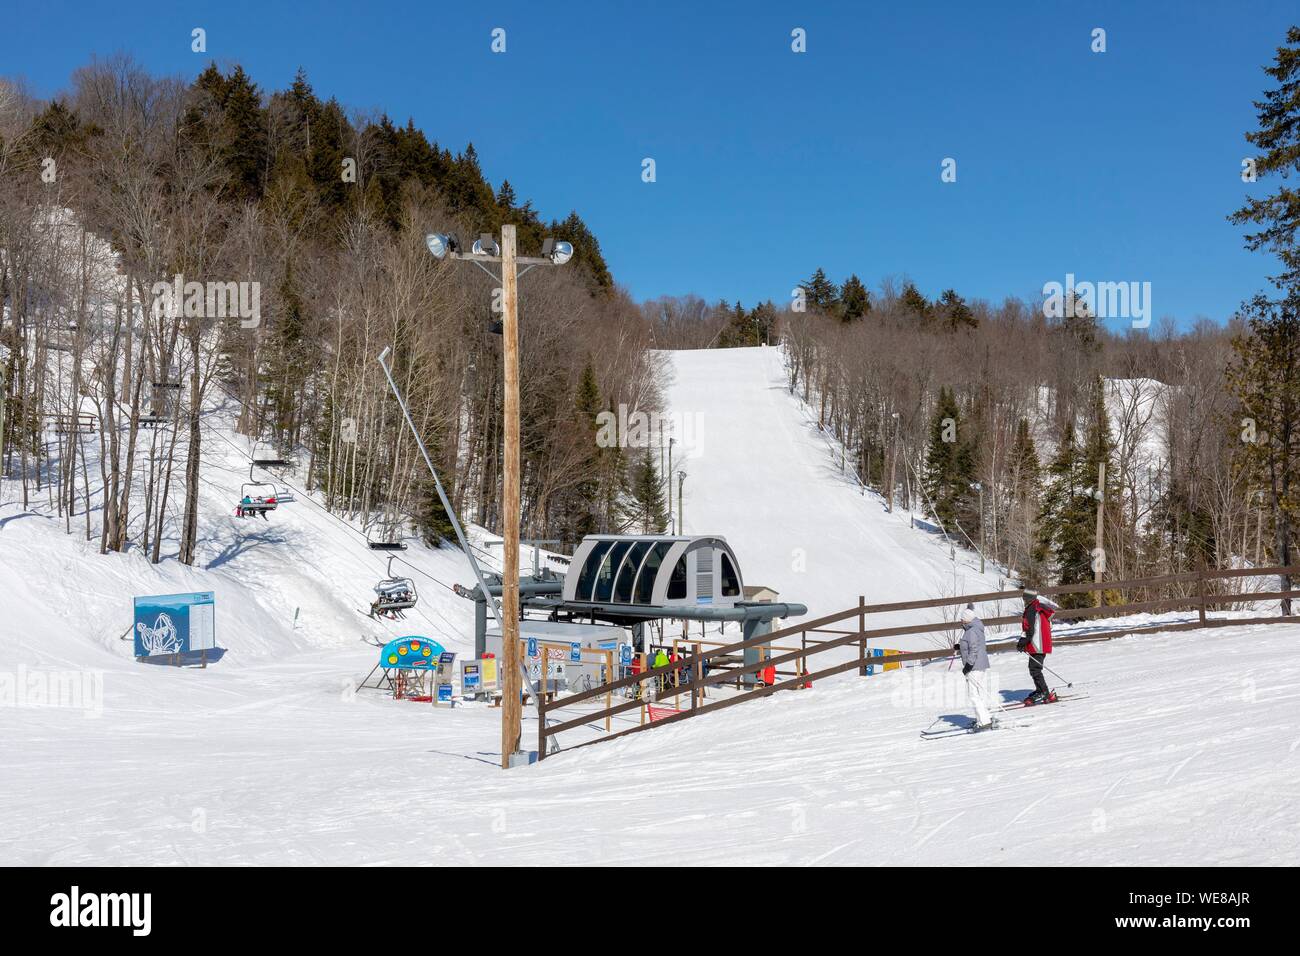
left=4, top=0, right=1296, bottom=327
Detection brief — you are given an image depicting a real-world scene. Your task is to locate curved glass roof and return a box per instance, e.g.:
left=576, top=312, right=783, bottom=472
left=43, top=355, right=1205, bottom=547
left=571, top=535, right=737, bottom=606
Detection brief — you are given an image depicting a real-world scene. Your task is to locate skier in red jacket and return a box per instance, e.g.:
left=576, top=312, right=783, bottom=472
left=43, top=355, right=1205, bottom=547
left=1018, top=589, right=1057, bottom=705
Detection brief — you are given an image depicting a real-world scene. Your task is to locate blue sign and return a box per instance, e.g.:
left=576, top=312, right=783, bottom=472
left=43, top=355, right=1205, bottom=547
left=619, top=644, right=632, bottom=666
left=437, top=682, right=453, bottom=702
left=527, top=637, right=539, bottom=658
left=379, top=637, right=444, bottom=669
left=569, top=642, right=582, bottom=663
left=133, top=592, right=216, bottom=659
left=866, top=646, right=884, bottom=676
left=463, top=664, right=481, bottom=690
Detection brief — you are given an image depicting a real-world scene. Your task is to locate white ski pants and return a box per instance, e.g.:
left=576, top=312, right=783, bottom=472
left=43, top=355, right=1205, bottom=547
left=965, top=669, right=992, bottom=727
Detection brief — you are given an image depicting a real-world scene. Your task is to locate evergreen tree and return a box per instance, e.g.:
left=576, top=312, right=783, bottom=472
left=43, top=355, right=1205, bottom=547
left=1229, top=26, right=1300, bottom=290
left=623, top=449, right=668, bottom=533
left=937, top=288, right=977, bottom=330
left=182, top=64, right=267, bottom=202
left=718, top=300, right=775, bottom=347
left=443, top=142, right=496, bottom=220
left=263, top=263, right=308, bottom=446
left=221, top=66, right=267, bottom=202
left=561, top=361, right=604, bottom=542
left=552, top=210, right=614, bottom=293
left=900, top=282, right=930, bottom=321
left=923, top=387, right=976, bottom=530
left=1036, top=418, right=1096, bottom=607
left=751, top=300, right=778, bottom=344
left=800, top=268, right=840, bottom=313
left=1227, top=291, right=1300, bottom=608
left=416, top=474, right=456, bottom=545
left=1081, top=377, right=1116, bottom=513
left=18, top=100, right=99, bottom=164
left=839, top=274, right=871, bottom=321
left=496, top=179, right=517, bottom=209
left=1059, top=292, right=1101, bottom=353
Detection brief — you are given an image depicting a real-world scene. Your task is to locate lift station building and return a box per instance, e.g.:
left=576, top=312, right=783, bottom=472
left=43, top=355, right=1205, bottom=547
left=468, top=535, right=806, bottom=686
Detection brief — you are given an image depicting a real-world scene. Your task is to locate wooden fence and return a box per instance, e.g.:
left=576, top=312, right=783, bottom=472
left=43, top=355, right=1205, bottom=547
left=536, top=565, right=1300, bottom=760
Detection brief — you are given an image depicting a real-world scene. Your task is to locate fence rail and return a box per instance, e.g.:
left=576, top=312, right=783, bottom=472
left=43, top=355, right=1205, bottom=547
left=537, top=565, right=1300, bottom=759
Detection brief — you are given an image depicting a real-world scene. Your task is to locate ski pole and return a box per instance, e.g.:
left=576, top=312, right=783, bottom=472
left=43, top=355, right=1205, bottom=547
left=1038, top=660, right=1072, bottom=687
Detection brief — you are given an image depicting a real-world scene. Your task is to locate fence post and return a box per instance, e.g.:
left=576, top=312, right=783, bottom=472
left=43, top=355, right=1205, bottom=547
left=857, top=595, right=867, bottom=676
left=1196, top=567, right=1207, bottom=627
left=537, top=683, right=547, bottom=761
left=691, top=645, right=702, bottom=711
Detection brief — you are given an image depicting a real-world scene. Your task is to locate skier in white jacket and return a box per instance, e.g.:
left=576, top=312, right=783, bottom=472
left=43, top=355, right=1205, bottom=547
left=957, top=606, right=993, bottom=731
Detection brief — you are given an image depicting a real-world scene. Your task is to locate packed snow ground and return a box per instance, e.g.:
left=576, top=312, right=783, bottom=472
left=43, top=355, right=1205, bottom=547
left=3, top=614, right=1298, bottom=864
left=663, top=346, right=1007, bottom=641
left=2, top=346, right=1297, bottom=865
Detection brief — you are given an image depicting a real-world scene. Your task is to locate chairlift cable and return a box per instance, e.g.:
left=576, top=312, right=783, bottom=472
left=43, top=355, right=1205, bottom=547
left=198, top=414, right=464, bottom=643
left=189, top=381, right=485, bottom=645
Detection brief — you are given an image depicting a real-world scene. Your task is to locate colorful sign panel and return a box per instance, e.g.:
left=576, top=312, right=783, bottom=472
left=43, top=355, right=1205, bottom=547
left=133, top=592, right=216, bottom=659
left=379, top=637, right=445, bottom=669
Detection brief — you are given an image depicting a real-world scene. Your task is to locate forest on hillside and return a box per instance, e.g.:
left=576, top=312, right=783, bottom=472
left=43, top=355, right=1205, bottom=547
left=2, top=27, right=1298, bottom=605
left=0, top=57, right=666, bottom=563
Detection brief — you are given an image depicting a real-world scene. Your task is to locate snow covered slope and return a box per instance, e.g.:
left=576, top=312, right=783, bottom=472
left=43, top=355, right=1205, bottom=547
left=3, top=612, right=1297, bottom=865
left=662, top=346, right=1006, bottom=637
left=3, top=350, right=1296, bottom=866
left=0, top=408, right=484, bottom=673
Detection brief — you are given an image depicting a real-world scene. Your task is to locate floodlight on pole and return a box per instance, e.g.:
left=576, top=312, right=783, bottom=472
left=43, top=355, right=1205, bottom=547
left=542, top=239, right=573, bottom=265
left=425, top=232, right=458, bottom=260
left=472, top=233, right=501, bottom=257
left=419, top=226, right=572, bottom=769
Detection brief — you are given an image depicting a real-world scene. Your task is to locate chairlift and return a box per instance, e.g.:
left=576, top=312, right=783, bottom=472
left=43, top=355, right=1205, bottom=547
left=369, top=556, right=418, bottom=619
left=50, top=413, right=97, bottom=435
left=140, top=378, right=182, bottom=428
left=366, top=525, right=408, bottom=551
left=248, top=444, right=295, bottom=503
left=235, top=481, right=278, bottom=519
left=250, top=439, right=293, bottom=470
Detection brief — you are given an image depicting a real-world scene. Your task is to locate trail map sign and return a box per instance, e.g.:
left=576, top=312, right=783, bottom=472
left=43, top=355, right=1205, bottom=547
left=133, top=592, right=216, bottom=660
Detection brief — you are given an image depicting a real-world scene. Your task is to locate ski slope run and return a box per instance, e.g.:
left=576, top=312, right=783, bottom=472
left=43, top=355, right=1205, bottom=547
left=4, top=347, right=1296, bottom=865
left=663, top=346, right=1005, bottom=641
left=3, top=614, right=1297, bottom=865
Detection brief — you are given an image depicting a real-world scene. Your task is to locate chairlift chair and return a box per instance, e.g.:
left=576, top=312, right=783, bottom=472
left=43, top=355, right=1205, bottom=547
left=140, top=379, right=182, bottom=429
left=370, top=556, right=418, bottom=619
left=366, top=526, right=408, bottom=551
left=250, top=440, right=293, bottom=471
left=51, top=413, right=98, bottom=435
left=247, top=448, right=295, bottom=503
left=236, top=481, right=279, bottom=518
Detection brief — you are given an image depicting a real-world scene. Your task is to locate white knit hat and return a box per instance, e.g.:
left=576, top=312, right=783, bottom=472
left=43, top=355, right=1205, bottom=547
left=960, top=607, right=976, bottom=624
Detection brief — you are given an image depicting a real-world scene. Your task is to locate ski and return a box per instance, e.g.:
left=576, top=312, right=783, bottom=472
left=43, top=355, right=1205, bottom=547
left=996, top=692, right=1089, bottom=714
left=920, top=719, right=1029, bottom=740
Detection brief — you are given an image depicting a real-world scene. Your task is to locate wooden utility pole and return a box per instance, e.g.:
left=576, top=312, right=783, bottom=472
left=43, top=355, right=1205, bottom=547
left=1094, top=461, right=1106, bottom=606
left=500, top=224, right=522, bottom=768
left=0, top=367, right=8, bottom=486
